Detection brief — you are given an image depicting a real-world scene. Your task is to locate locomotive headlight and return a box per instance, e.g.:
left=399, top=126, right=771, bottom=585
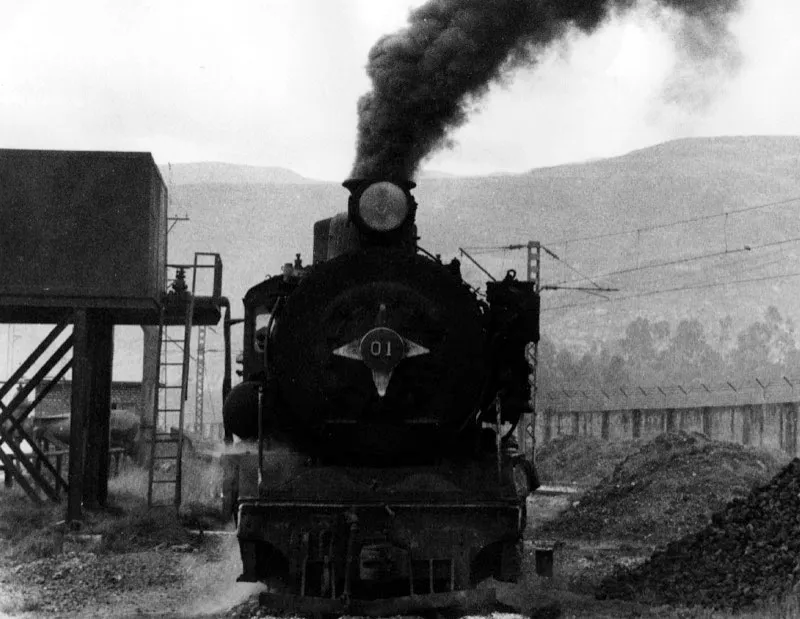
left=357, top=182, right=409, bottom=232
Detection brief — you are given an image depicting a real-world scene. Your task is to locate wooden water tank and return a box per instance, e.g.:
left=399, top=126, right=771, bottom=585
left=0, top=149, right=167, bottom=323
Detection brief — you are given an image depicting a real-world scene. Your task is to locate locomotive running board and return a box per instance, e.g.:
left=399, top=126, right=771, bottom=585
left=258, top=587, right=496, bottom=616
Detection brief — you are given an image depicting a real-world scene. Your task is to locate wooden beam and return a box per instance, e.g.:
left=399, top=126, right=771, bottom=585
left=0, top=360, right=73, bottom=492
left=0, top=324, right=74, bottom=503
left=0, top=445, right=42, bottom=503
left=0, top=317, right=69, bottom=402
left=14, top=361, right=72, bottom=421
left=0, top=336, right=74, bottom=426
left=0, top=337, right=74, bottom=503
left=1, top=395, right=70, bottom=494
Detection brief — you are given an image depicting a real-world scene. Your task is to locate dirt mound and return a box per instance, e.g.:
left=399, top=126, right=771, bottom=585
left=537, top=432, right=787, bottom=544
left=597, top=458, right=800, bottom=610
left=535, top=435, right=642, bottom=487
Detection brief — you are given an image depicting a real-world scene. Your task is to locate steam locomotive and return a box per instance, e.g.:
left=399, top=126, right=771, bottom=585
left=221, top=178, right=542, bottom=615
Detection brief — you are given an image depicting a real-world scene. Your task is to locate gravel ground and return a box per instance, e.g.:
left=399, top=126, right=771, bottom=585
left=0, top=532, right=266, bottom=618
left=1, top=434, right=796, bottom=618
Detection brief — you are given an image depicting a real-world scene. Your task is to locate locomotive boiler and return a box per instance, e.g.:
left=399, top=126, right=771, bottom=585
left=221, top=178, right=542, bottom=615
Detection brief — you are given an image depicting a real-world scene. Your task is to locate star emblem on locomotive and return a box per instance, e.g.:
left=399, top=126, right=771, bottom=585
left=332, top=304, right=429, bottom=397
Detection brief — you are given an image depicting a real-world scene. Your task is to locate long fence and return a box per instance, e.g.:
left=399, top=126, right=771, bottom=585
left=541, top=375, right=800, bottom=412
left=536, top=397, right=800, bottom=457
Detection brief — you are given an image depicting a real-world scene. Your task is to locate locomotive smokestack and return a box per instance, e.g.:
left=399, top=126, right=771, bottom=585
left=343, top=178, right=416, bottom=195
left=351, top=0, right=742, bottom=181
left=340, top=179, right=418, bottom=250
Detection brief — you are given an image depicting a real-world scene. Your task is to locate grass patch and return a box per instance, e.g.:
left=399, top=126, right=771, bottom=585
left=0, top=488, right=62, bottom=543
left=0, top=591, right=45, bottom=616
left=107, top=456, right=229, bottom=527
left=0, top=454, right=229, bottom=562
left=92, top=503, right=197, bottom=553
left=94, top=456, right=229, bottom=552
left=0, top=487, right=64, bottom=561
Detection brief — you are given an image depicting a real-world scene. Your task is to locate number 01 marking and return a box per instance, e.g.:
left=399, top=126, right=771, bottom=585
left=370, top=340, right=392, bottom=357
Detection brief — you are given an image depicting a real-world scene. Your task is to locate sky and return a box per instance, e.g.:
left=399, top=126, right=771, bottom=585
left=1, top=0, right=800, bottom=181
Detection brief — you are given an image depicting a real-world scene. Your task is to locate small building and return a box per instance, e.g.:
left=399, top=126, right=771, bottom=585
left=34, top=380, right=142, bottom=418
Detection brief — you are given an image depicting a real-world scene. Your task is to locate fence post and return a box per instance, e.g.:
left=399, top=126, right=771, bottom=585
left=632, top=409, right=642, bottom=439
left=742, top=404, right=751, bottom=446
left=666, top=409, right=677, bottom=433
left=795, top=402, right=800, bottom=457
left=543, top=409, right=552, bottom=443
left=702, top=406, right=712, bottom=438
left=755, top=378, right=767, bottom=448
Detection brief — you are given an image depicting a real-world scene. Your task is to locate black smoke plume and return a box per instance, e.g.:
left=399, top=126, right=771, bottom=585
left=351, top=0, right=742, bottom=181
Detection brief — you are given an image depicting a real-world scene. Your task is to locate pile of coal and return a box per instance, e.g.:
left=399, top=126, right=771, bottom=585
left=597, top=458, right=800, bottom=610
left=537, top=432, right=781, bottom=544
left=534, top=435, right=642, bottom=488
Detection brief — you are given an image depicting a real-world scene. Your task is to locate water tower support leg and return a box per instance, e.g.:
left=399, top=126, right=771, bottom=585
left=83, top=311, right=113, bottom=508
left=68, top=310, right=89, bottom=523
left=67, top=309, right=114, bottom=520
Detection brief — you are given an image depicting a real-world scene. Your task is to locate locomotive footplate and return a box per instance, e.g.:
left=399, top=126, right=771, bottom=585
left=258, top=586, right=496, bottom=616
left=237, top=498, right=523, bottom=614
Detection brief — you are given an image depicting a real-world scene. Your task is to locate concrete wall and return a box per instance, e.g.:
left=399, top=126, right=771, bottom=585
left=536, top=401, right=800, bottom=456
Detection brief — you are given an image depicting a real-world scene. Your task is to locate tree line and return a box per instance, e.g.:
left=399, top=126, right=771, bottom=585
left=538, top=306, right=800, bottom=391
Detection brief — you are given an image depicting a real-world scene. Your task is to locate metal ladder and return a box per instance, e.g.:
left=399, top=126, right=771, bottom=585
left=147, top=267, right=195, bottom=509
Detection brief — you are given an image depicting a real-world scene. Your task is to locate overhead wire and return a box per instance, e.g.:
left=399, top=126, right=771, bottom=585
left=543, top=194, right=800, bottom=246
left=538, top=221, right=800, bottom=312
left=542, top=269, right=800, bottom=313
left=458, top=195, right=800, bottom=311
left=541, top=245, right=607, bottom=291
left=462, top=195, right=800, bottom=300
left=548, top=234, right=800, bottom=288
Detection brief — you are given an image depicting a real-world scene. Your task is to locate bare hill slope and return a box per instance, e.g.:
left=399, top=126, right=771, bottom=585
left=160, top=162, right=316, bottom=186
left=166, top=136, right=800, bottom=351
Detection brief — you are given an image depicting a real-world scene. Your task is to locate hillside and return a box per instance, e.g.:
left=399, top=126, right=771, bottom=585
left=4, top=140, right=797, bottom=433
left=167, top=135, right=800, bottom=314
left=159, top=162, right=316, bottom=186
left=105, top=135, right=799, bottom=408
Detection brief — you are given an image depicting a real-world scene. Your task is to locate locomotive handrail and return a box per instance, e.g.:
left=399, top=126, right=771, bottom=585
left=257, top=384, right=264, bottom=488
left=255, top=295, right=282, bottom=490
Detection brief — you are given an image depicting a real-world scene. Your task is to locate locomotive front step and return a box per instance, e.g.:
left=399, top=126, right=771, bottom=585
left=257, top=586, right=496, bottom=616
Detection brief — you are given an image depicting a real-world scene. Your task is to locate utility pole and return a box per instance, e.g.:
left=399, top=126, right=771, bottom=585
left=522, top=241, right=542, bottom=462
left=194, top=325, right=206, bottom=436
